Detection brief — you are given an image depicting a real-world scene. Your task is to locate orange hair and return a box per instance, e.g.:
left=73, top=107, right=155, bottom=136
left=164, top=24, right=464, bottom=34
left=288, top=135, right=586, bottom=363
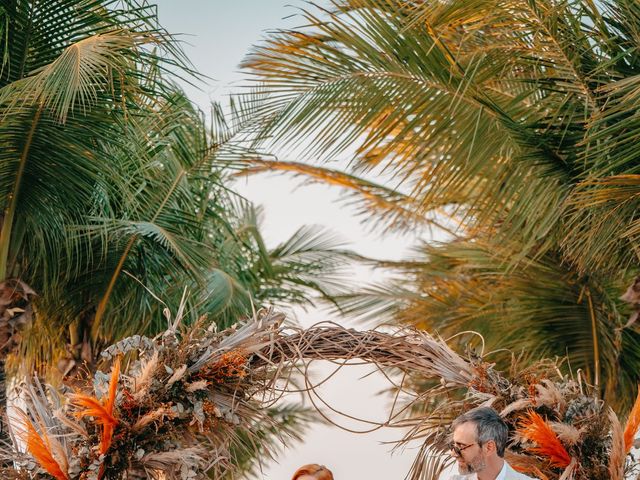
left=291, top=464, right=334, bottom=480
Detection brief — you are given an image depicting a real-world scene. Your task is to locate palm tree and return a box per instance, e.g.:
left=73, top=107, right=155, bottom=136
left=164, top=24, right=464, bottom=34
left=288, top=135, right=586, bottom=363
left=0, top=0, right=196, bottom=363
left=241, top=0, right=640, bottom=408
left=0, top=1, right=352, bottom=463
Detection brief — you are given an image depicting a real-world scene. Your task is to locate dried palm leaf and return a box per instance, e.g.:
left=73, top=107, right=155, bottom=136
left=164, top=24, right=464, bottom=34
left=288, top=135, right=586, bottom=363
left=549, top=422, right=583, bottom=446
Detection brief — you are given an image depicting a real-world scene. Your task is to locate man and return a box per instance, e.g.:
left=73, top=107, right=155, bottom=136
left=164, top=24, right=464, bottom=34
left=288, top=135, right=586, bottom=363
left=448, top=407, right=536, bottom=480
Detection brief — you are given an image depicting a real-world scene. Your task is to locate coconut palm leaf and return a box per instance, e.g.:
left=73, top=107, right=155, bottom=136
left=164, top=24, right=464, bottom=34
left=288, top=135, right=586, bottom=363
left=242, top=0, right=611, bottom=255
left=334, top=238, right=640, bottom=407
left=262, top=224, right=353, bottom=306
left=0, top=0, right=355, bottom=379
left=12, top=90, right=355, bottom=371
left=238, top=159, right=458, bottom=235
left=241, top=0, right=640, bottom=271
left=241, top=0, right=640, bottom=408
left=0, top=2, right=191, bottom=289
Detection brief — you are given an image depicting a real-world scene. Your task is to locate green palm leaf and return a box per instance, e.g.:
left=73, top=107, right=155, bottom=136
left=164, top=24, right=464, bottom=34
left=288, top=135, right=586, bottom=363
left=238, top=159, right=457, bottom=235
left=242, top=0, right=640, bottom=408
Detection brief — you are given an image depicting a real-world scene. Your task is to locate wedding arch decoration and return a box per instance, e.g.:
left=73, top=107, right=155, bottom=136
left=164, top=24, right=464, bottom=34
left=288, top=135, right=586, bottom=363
left=2, top=308, right=639, bottom=480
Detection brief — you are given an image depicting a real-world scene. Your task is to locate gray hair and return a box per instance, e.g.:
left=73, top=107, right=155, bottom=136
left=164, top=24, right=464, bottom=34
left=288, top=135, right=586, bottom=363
left=451, top=407, right=508, bottom=457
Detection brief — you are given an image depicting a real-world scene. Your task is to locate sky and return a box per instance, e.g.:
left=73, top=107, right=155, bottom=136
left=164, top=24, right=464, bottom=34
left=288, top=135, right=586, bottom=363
left=154, top=2, right=426, bottom=479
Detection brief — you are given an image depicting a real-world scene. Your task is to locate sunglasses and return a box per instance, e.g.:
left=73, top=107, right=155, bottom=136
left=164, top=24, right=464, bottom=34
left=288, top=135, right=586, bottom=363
left=448, top=441, right=477, bottom=457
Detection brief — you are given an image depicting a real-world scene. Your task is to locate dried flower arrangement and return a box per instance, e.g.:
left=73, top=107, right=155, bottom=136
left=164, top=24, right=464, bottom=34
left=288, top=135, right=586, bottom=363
left=2, top=310, right=289, bottom=480
left=1, top=310, right=639, bottom=479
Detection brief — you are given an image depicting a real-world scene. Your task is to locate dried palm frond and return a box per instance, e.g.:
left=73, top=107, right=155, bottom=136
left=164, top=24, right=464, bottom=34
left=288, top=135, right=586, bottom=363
left=140, top=447, right=206, bottom=478
left=549, top=422, right=583, bottom=446
left=1, top=310, right=293, bottom=479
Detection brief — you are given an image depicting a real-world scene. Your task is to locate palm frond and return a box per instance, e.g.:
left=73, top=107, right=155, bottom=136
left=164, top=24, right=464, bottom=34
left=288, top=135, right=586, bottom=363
left=237, top=158, right=457, bottom=235
left=332, top=237, right=639, bottom=405
left=242, top=0, right=611, bottom=256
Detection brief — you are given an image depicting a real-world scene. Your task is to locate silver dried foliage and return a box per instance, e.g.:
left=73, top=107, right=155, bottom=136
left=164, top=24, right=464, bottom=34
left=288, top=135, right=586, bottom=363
left=101, top=334, right=155, bottom=361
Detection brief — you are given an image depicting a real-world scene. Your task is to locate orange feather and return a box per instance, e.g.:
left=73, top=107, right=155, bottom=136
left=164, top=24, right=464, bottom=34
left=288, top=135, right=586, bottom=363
left=624, top=386, right=640, bottom=453
left=100, top=357, right=121, bottom=454
left=23, top=419, right=68, bottom=480
left=105, top=357, right=120, bottom=414
left=518, top=410, right=571, bottom=468
left=71, top=357, right=121, bottom=455
left=71, top=394, right=117, bottom=426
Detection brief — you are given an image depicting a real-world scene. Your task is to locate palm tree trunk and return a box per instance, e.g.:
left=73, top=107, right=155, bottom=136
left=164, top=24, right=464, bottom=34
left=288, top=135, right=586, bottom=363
left=59, top=311, right=98, bottom=383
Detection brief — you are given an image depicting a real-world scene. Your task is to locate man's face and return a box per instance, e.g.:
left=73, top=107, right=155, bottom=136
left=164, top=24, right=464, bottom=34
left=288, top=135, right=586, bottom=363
left=451, top=421, right=487, bottom=475
left=296, top=476, right=316, bottom=480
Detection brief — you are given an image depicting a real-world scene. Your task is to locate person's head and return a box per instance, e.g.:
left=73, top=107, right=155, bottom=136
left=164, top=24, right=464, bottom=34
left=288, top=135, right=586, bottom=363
left=449, top=407, right=508, bottom=475
left=291, top=464, right=334, bottom=480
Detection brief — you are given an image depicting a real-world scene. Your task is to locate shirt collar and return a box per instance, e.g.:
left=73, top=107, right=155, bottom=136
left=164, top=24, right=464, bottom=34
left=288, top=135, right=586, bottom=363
left=496, top=461, right=508, bottom=480
left=453, top=460, right=508, bottom=480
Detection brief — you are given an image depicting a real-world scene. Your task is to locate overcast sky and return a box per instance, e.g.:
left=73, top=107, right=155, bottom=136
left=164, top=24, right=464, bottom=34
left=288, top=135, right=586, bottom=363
left=154, top=2, right=424, bottom=478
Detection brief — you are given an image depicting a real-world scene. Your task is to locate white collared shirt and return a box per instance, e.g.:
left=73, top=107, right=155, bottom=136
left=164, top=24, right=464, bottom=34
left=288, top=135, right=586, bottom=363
left=449, top=460, right=507, bottom=480
left=496, top=461, right=507, bottom=480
